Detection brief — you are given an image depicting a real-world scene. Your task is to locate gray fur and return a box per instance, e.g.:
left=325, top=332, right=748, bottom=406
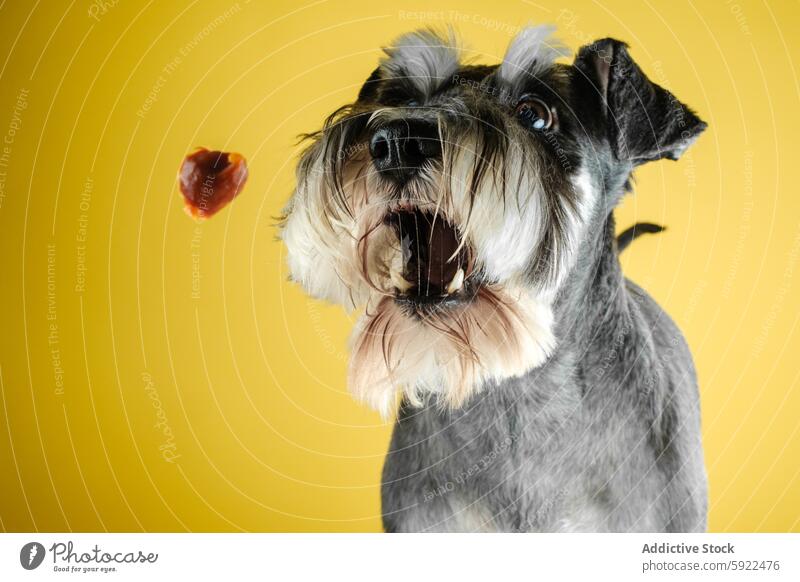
left=498, top=25, right=570, bottom=94
left=382, top=28, right=460, bottom=96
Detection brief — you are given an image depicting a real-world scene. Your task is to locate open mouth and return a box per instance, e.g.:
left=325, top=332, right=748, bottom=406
left=384, top=207, right=475, bottom=306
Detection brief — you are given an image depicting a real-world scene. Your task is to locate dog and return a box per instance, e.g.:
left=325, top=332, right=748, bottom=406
left=280, top=26, right=707, bottom=532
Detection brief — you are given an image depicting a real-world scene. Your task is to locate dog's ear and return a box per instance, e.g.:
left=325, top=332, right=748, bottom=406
left=574, top=38, right=706, bottom=165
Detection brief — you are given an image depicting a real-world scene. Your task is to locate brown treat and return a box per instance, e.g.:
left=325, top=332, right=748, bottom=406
left=179, top=148, right=248, bottom=219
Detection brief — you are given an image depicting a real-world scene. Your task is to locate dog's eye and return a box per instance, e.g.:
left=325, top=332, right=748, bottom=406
left=407, top=99, right=420, bottom=107
left=515, top=95, right=553, bottom=131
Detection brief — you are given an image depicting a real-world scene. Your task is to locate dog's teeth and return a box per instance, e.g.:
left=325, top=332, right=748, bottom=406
left=391, top=268, right=412, bottom=292
left=447, top=268, right=465, bottom=294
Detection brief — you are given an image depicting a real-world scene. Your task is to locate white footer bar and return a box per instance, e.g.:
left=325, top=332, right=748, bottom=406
left=1, top=533, right=797, bottom=581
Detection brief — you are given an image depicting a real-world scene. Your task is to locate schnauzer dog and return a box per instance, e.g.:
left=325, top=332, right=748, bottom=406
left=281, top=26, right=707, bottom=532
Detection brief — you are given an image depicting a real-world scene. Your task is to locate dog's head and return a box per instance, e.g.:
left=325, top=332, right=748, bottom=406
left=281, top=26, right=706, bottom=415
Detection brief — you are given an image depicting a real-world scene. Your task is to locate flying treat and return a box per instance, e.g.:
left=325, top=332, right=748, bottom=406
left=179, top=148, right=248, bottom=219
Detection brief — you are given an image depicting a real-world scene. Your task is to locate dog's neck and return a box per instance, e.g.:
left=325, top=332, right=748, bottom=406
left=551, top=209, right=628, bottom=349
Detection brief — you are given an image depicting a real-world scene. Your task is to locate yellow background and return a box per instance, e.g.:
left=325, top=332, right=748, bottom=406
left=0, top=0, right=798, bottom=532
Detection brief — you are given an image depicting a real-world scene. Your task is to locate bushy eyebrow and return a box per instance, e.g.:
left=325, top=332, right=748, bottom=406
left=498, top=25, right=569, bottom=93
left=380, top=28, right=460, bottom=97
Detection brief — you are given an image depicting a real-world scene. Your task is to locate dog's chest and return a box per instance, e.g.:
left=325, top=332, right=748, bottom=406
left=385, top=364, right=663, bottom=532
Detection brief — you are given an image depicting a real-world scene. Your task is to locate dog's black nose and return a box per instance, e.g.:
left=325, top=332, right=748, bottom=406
left=369, top=119, right=441, bottom=184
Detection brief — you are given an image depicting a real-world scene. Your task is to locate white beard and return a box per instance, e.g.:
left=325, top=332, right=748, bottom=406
left=348, top=288, right=555, bottom=418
